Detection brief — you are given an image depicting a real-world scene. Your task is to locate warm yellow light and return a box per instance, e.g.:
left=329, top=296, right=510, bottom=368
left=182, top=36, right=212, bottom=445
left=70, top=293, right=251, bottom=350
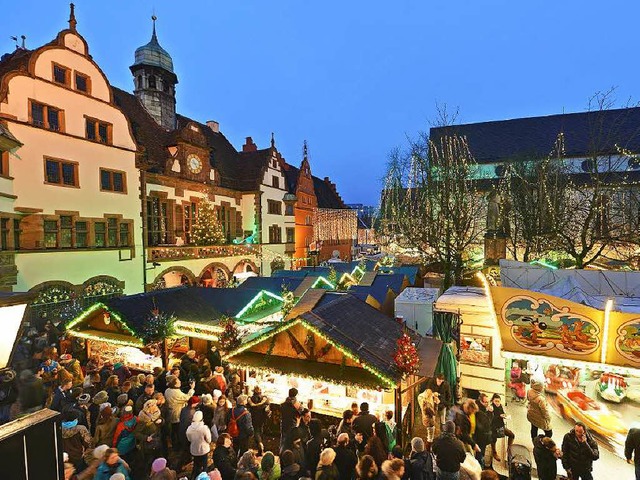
left=601, top=298, right=614, bottom=364
left=0, top=304, right=26, bottom=369
left=476, top=271, right=503, bottom=352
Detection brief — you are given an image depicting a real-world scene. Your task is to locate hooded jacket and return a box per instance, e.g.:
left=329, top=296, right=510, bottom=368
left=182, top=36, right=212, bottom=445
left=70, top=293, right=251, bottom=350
left=526, top=381, right=551, bottom=431
left=61, top=421, right=92, bottom=465
left=432, top=432, right=466, bottom=473
left=18, top=372, right=44, bottom=410
left=186, top=413, right=212, bottom=456
left=164, top=386, right=195, bottom=424
left=213, top=445, right=237, bottom=480
left=561, top=426, right=599, bottom=473
left=532, top=435, right=558, bottom=480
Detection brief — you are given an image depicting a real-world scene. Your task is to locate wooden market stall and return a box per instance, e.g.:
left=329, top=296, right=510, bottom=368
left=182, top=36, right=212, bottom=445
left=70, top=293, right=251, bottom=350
left=65, top=286, right=285, bottom=371
left=224, top=292, right=441, bottom=443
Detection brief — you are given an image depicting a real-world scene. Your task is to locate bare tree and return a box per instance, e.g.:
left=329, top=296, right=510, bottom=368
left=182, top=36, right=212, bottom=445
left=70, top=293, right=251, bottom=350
left=380, top=125, right=485, bottom=288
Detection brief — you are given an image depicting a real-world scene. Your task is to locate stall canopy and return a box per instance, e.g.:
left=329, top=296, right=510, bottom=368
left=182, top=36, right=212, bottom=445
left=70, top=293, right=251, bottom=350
left=225, top=293, right=442, bottom=389
left=487, top=261, right=640, bottom=370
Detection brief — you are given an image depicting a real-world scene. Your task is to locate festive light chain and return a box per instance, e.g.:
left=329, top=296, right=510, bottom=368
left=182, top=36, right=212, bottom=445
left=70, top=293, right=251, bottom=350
left=70, top=330, right=145, bottom=348
left=150, top=244, right=257, bottom=262
left=173, top=326, right=219, bottom=342
left=173, top=320, right=223, bottom=334
left=311, top=276, right=335, bottom=290
left=236, top=290, right=284, bottom=318
left=313, top=208, right=358, bottom=242
left=66, top=302, right=144, bottom=343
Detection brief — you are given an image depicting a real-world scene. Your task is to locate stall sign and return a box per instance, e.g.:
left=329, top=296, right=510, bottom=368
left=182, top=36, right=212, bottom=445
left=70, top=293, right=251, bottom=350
left=489, top=286, right=604, bottom=363
left=607, top=310, right=640, bottom=369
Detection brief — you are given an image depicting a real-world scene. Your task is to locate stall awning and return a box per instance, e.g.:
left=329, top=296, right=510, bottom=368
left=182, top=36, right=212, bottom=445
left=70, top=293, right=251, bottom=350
left=68, top=328, right=144, bottom=347
left=227, top=351, right=391, bottom=390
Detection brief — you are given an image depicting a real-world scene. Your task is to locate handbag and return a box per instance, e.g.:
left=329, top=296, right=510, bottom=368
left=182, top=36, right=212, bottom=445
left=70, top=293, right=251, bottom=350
left=495, top=426, right=505, bottom=438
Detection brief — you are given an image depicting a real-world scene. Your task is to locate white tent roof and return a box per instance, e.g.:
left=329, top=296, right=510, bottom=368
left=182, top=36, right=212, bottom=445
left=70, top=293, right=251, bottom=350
left=395, top=287, right=440, bottom=304
left=435, top=286, right=490, bottom=316
left=499, top=259, right=640, bottom=313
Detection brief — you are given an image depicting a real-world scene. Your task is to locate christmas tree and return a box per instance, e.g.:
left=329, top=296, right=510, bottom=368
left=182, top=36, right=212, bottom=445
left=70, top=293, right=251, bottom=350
left=141, top=309, right=176, bottom=344
left=393, top=332, right=420, bottom=376
left=280, top=284, right=296, bottom=318
left=191, top=200, right=226, bottom=246
left=219, top=316, right=241, bottom=353
left=327, top=266, right=338, bottom=288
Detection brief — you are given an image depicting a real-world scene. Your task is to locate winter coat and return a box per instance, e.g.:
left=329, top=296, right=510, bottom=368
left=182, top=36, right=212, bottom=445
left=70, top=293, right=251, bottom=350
left=334, top=444, right=358, bottom=480
left=352, top=412, right=378, bottom=441
left=50, top=386, right=72, bottom=412
left=186, top=419, right=212, bottom=456
left=280, top=396, right=300, bottom=437
left=213, top=372, right=227, bottom=393
left=473, top=402, right=493, bottom=446
left=94, top=460, right=130, bottom=480
left=626, top=427, right=640, bottom=464
left=526, top=382, right=551, bottom=431
left=18, top=374, right=44, bottom=410
left=213, top=445, right=237, bottom=480
left=208, top=349, right=222, bottom=369
left=199, top=404, right=216, bottom=428
left=149, top=468, right=178, bottom=480
left=248, top=393, right=269, bottom=428
left=61, top=424, right=92, bottom=465
left=316, top=464, right=340, bottom=480
left=134, top=392, right=154, bottom=415
left=214, top=406, right=229, bottom=433
left=114, top=364, right=131, bottom=385
left=452, top=408, right=475, bottom=449
left=491, top=404, right=506, bottom=437
left=432, top=432, right=466, bottom=473
left=164, top=386, right=195, bottom=424
left=306, top=436, right=325, bottom=477
left=258, top=462, right=282, bottom=480
left=0, top=377, right=17, bottom=406
left=113, top=415, right=137, bottom=455
left=227, top=405, right=254, bottom=439
left=63, top=359, right=85, bottom=386
left=532, top=434, right=558, bottom=480
left=281, top=463, right=302, bottom=480
left=561, top=427, right=599, bottom=474
left=179, top=405, right=197, bottom=446
left=134, top=415, right=162, bottom=453
left=424, top=377, right=452, bottom=410
left=408, top=451, right=435, bottom=480
left=93, top=417, right=118, bottom=447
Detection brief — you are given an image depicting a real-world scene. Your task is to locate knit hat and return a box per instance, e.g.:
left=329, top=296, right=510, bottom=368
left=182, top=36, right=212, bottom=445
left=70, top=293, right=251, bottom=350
left=261, top=452, right=275, bottom=472
left=214, top=366, right=224, bottom=373
left=78, top=393, right=91, bottom=405
left=123, top=405, right=133, bottom=414
left=117, top=393, right=128, bottom=406
left=411, top=437, right=425, bottom=453
left=213, top=389, right=222, bottom=400
left=93, top=444, right=109, bottom=459
left=201, top=394, right=213, bottom=405
left=59, top=354, right=72, bottom=362
left=99, top=402, right=111, bottom=412
left=195, top=473, right=210, bottom=480
left=189, top=396, right=201, bottom=406
left=193, top=410, right=203, bottom=423
left=151, top=457, right=167, bottom=473
left=114, top=362, right=123, bottom=370
left=237, top=394, right=248, bottom=406
left=109, top=474, right=126, bottom=480
left=93, top=391, right=108, bottom=405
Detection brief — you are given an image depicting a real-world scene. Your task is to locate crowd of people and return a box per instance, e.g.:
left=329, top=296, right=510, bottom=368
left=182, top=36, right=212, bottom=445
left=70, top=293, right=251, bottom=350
left=0, top=323, right=627, bottom=480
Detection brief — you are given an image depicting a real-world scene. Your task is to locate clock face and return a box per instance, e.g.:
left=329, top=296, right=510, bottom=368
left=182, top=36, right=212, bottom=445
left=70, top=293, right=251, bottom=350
left=187, top=154, right=203, bottom=174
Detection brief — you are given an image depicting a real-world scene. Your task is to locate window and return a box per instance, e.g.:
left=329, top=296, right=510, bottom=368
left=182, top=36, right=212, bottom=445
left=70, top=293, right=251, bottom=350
left=148, top=75, right=156, bottom=89
left=75, top=221, right=88, bottom=248
left=60, top=216, right=72, bottom=248
left=147, top=197, right=170, bottom=246
left=285, top=204, right=294, bottom=216
left=0, top=218, right=8, bottom=250
left=13, top=219, right=20, bottom=250
left=286, top=227, right=295, bottom=243
left=45, top=158, right=78, bottom=187
left=267, top=200, right=282, bottom=215
left=0, top=151, right=8, bottom=177
left=100, top=169, right=126, bottom=193
left=184, top=202, right=197, bottom=243
left=52, top=64, right=69, bottom=85
left=85, top=117, right=112, bottom=144
left=119, top=222, right=130, bottom=246
left=44, top=220, right=58, bottom=248
left=268, top=225, right=282, bottom=244
left=30, top=100, right=63, bottom=132
left=305, top=215, right=312, bottom=225
left=137, top=75, right=143, bottom=89
left=272, top=176, right=280, bottom=188
left=75, top=72, right=89, bottom=93
left=108, top=218, right=118, bottom=246
left=94, top=222, right=106, bottom=247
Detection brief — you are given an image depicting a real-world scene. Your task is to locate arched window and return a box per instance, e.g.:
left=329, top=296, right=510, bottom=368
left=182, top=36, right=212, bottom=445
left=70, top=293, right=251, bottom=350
left=148, top=75, right=156, bottom=90
left=137, top=75, right=143, bottom=89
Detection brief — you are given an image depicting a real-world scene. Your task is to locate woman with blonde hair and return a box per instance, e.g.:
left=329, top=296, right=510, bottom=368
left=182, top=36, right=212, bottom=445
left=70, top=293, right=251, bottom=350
left=381, top=459, right=405, bottom=480
left=316, top=448, right=339, bottom=480
left=418, top=389, right=440, bottom=442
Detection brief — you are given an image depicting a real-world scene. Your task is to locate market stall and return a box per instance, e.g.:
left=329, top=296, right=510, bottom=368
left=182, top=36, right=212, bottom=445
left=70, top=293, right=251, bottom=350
left=225, top=293, right=441, bottom=426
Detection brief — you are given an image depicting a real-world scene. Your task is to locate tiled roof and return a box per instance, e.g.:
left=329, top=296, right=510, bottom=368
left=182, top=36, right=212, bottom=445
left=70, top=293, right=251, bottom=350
left=430, top=107, right=640, bottom=164
left=285, top=288, right=326, bottom=320
left=0, top=48, right=34, bottom=88
left=238, top=276, right=304, bottom=295
left=235, top=148, right=271, bottom=191
left=313, top=175, right=346, bottom=209
left=349, top=273, right=405, bottom=305
left=282, top=163, right=300, bottom=194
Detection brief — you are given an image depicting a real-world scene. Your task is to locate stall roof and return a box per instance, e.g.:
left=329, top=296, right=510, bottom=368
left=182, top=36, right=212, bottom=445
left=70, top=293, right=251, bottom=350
left=499, top=259, right=640, bottom=313
left=395, top=287, right=441, bottom=305
left=435, top=286, right=491, bottom=317
left=376, top=266, right=420, bottom=285
left=349, top=273, right=406, bottom=305
left=238, top=276, right=304, bottom=295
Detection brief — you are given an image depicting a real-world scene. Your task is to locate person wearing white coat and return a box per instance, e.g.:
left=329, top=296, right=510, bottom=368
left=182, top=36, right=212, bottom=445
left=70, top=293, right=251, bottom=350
left=187, top=410, right=212, bottom=478
left=165, top=376, right=195, bottom=448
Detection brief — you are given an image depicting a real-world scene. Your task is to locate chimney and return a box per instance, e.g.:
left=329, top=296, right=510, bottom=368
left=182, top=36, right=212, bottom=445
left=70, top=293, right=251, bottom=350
left=242, top=136, right=257, bottom=152
left=206, top=120, right=219, bottom=133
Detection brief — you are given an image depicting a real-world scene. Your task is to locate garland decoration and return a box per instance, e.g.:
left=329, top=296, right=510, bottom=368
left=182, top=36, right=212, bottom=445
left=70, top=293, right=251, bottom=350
left=219, top=316, right=241, bottom=353
left=327, top=266, right=338, bottom=288
left=280, top=284, right=296, bottom=318
left=393, top=332, right=420, bottom=377
left=141, top=309, right=176, bottom=344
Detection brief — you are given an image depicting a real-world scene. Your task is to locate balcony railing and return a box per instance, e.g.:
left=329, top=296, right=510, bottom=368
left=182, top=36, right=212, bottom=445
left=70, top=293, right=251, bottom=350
left=148, top=244, right=260, bottom=263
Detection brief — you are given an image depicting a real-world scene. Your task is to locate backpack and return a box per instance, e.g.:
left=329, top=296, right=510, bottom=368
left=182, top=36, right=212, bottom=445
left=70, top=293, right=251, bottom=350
left=227, top=408, right=248, bottom=438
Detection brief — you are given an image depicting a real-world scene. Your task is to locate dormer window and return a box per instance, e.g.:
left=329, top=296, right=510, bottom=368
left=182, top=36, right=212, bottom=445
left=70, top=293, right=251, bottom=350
left=52, top=63, right=69, bottom=86
left=148, top=75, right=156, bottom=90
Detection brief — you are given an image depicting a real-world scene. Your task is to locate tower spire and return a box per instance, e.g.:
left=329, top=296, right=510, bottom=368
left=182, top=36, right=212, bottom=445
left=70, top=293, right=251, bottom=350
left=68, top=3, right=77, bottom=32
left=271, top=132, right=275, bottom=148
left=151, top=15, right=158, bottom=41
left=303, top=140, right=308, bottom=161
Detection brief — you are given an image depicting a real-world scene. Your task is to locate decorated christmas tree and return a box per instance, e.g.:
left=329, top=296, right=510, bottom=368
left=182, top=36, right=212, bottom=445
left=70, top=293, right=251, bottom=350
left=141, top=309, right=176, bottom=344
left=327, top=266, right=338, bottom=288
left=191, top=200, right=225, bottom=246
left=219, top=316, right=241, bottom=353
left=393, top=332, right=420, bottom=376
left=280, top=284, right=296, bottom=318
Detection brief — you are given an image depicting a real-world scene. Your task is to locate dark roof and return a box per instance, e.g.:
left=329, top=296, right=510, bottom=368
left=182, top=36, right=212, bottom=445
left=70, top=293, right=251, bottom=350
left=313, top=176, right=347, bottom=209
left=282, top=163, right=300, bottom=194
left=376, top=266, right=420, bottom=285
left=235, top=148, right=271, bottom=191
left=349, top=273, right=405, bottom=305
left=313, top=291, right=348, bottom=309
left=104, top=286, right=280, bottom=333
left=430, top=107, right=640, bottom=164
left=0, top=48, right=35, bottom=87
left=272, top=269, right=312, bottom=278
left=237, top=276, right=304, bottom=295
left=300, top=294, right=403, bottom=380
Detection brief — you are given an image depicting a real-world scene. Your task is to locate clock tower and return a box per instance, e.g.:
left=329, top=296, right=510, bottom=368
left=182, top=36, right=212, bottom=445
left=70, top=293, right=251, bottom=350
left=130, top=16, right=178, bottom=130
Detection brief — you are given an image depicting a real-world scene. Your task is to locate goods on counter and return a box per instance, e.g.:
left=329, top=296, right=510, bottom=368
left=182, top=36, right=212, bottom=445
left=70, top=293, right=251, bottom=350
left=597, top=373, right=627, bottom=403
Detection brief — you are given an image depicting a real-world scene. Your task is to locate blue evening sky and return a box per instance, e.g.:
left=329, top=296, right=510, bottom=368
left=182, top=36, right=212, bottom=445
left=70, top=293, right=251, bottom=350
left=5, top=1, right=639, bottom=205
